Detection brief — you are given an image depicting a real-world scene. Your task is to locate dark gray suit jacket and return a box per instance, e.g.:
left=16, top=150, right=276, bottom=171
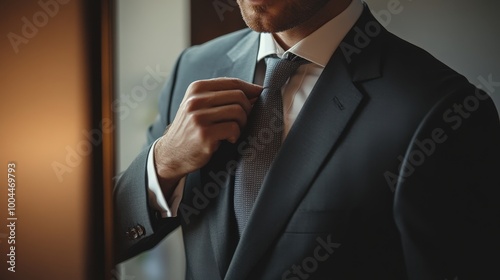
left=114, top=6, right=500, bottom=280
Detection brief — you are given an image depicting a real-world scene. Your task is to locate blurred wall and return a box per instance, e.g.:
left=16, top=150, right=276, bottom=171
left=116, top=0, right=189, bottom=172
left=0, top=0, right=90, bottom=279
left=115, top=1, right=189, bottom=280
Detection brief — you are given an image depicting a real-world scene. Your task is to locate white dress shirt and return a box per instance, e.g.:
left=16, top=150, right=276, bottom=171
left=147, top=0, right=364, bottom=217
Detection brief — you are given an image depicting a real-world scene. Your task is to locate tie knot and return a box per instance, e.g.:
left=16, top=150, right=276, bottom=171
left=263, top=55, right=308, bottom=90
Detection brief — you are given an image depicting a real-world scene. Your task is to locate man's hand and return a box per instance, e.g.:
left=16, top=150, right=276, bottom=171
left=154, top=78, right=262, bottom=198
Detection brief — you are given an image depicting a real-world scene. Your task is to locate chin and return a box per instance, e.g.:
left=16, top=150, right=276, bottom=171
left=244, top=16, right=299, bottom=33
left=241, top=9, right=291, bottom=33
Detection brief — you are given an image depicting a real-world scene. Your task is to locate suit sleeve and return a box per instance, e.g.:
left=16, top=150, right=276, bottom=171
left=113, top=50, right=186, bottom=264
left=394, top=84, right=500, bottom=279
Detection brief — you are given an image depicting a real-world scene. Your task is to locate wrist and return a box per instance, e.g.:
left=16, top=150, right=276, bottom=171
left=153, top=138, right=186, bottom=200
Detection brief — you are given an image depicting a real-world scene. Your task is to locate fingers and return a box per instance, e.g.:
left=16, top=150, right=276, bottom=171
left=185, top=90, right=253, bottom=115
left=193, top=103, right=248, bottom=129
left=154, top=78, right=260, bottom=183
left=188, top=78, right=262, bottom=99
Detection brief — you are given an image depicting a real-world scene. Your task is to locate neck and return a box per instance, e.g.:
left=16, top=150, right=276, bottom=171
left=273, top=0, right=353, bottom=50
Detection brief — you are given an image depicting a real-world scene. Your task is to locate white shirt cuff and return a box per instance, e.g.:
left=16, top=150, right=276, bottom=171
left=146, top=139, right=185, bottom=218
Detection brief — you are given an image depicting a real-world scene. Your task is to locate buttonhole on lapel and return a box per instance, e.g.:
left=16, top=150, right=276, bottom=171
left=333, top=96, right=345, bottom=110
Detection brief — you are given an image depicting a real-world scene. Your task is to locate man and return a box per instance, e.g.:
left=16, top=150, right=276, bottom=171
left=114, top=0, right=500, bottom=279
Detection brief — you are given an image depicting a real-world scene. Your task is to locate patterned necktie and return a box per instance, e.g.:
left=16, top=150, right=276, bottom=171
left=234, top=54, right=307, bottom=235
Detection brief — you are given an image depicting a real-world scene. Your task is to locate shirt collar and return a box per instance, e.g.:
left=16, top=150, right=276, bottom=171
left=257, top=0, right=364, bottom=67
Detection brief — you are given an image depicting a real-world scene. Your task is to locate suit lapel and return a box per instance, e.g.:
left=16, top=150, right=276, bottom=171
left=224, top=7, right=384, bottom=279
left=187, top=31, right=260, bottom=279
